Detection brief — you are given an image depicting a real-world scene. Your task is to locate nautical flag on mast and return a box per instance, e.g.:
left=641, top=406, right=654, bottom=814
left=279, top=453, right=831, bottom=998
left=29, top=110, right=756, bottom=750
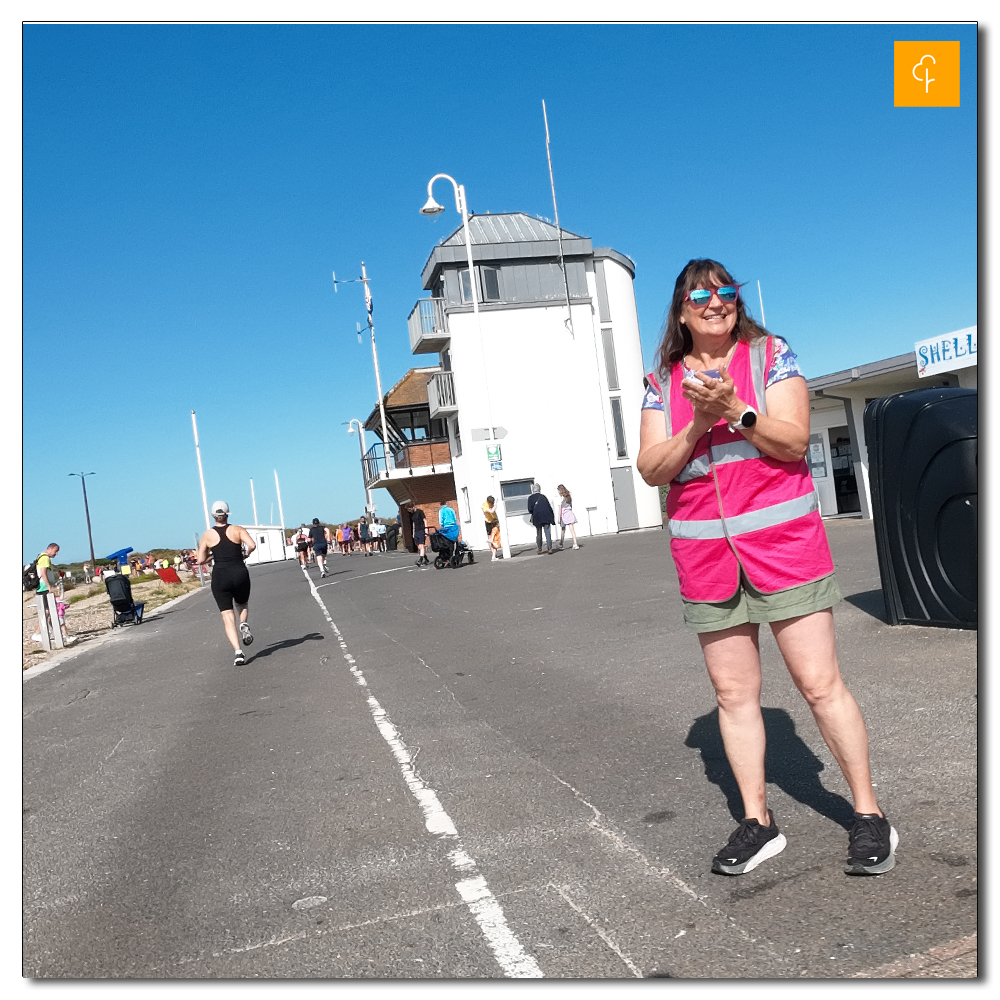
left=364, top=281, right=374, bottom=327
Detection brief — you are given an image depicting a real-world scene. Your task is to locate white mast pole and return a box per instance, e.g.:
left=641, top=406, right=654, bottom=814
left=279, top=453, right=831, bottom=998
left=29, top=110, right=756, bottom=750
left=191, top=410, right=210, bottom=530
left=757, top=280, right=767, bottom=328
left=250, top=478, right=258, bottom=526
left=542, top=99, right=574, bottom=338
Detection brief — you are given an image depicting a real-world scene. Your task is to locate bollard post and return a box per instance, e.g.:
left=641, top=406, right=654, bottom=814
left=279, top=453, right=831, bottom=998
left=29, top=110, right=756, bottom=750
left=34, top=592, right=64, bottom=650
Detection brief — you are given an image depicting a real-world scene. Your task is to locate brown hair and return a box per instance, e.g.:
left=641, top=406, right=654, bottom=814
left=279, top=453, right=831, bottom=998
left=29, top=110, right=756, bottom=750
left=556, top=484, right=571, bottom=504
left=654, top=258, right=769, bottom=374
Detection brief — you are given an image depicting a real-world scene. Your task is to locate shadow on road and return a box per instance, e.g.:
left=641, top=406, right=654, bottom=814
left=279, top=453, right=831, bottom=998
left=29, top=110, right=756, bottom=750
left=842, top=588, right=890, bottom=624
left=684, top=707, right=855, bottom=829
left=249, top=633, right=325, bottom=661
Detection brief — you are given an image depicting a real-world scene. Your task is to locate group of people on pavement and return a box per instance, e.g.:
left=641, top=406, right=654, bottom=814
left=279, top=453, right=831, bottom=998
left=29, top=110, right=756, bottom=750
left=524, top=483, right=580, bottom=555
left=291, top=518, right=389, bottom=566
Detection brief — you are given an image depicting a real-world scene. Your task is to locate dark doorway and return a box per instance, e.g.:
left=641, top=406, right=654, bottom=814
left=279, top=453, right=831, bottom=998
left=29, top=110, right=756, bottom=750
left=828, top=425, right=860, bottom=514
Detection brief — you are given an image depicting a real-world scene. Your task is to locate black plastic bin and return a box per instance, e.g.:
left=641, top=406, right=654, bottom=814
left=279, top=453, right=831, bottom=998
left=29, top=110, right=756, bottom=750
left=864, top=386, right=977, bottom=628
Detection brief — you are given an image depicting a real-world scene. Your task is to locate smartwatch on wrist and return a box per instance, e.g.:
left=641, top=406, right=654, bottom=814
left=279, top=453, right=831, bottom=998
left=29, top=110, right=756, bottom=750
left=729, top=406, right=757, bottom=432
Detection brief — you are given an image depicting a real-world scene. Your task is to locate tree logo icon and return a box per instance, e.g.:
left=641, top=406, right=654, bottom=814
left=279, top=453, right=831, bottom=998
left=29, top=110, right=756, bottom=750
left=894, top=42, right=960, bottom=107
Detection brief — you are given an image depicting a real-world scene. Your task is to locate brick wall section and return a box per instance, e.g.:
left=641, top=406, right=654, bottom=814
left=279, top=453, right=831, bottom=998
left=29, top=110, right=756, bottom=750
left=382, top=473, right=460, bottom=552
left=397, top=441, right=452, bottom=468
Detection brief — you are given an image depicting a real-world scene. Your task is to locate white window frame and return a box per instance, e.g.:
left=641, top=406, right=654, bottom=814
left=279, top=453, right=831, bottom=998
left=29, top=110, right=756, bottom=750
left=501, top=478, right=535, bottom=516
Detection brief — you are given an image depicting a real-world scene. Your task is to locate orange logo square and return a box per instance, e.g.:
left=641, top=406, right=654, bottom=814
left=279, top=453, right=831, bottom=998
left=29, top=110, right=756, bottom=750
left=894, top=41, right=960, bottom=107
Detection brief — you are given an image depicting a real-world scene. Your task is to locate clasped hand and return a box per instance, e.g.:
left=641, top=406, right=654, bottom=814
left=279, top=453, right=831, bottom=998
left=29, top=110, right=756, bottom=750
left=681, top=365, right=743, bottom=432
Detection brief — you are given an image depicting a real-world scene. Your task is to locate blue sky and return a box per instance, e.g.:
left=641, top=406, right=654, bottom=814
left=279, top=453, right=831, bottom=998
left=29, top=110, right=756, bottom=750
left=22, top=22, right=978, bottom=563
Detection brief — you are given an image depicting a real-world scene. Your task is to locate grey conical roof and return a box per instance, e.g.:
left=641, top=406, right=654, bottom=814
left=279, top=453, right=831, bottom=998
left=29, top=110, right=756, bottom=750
left=421, top=212, right=594, bottom=288
left=436, top=212, right=586, bottom=247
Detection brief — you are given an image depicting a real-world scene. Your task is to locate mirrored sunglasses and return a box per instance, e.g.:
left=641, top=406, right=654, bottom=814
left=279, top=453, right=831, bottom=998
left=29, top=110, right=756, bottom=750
left=685, top=284, right=741, bottom=308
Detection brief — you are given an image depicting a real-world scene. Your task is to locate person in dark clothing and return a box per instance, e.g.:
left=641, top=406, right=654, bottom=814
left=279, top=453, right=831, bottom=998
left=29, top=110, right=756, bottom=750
left=308, top=518, right=331, bottom=577
left=196, top=500, right=257, bottom=665
left=526, top=483, right=555, bottom=554
left=410, top=504, right=429, bottom=566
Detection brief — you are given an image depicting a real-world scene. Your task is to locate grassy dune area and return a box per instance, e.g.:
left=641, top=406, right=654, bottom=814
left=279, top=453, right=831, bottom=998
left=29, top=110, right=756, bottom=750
left=22, top=574, right=203, bottom=671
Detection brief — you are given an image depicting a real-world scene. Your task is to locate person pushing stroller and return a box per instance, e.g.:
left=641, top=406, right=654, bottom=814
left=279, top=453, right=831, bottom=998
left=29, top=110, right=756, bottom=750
left=429, top=505, right=474, bottom=568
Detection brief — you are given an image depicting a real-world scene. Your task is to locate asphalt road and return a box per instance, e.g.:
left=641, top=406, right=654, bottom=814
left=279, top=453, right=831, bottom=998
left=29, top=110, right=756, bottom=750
left=22, top=520, right=977, bottom=979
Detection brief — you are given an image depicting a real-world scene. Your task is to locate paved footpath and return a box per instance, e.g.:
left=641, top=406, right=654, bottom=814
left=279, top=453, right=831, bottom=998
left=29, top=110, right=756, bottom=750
left=22, top=520, right=977, bottom=978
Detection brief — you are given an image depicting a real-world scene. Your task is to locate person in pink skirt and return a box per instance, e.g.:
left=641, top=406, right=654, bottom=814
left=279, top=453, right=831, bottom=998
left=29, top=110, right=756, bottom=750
left=556, top=484, right=580, bottom=550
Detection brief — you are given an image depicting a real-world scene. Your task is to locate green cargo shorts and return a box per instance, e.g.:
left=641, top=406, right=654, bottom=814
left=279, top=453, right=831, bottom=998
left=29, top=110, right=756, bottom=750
left=682, top=572, right=842, bottom=635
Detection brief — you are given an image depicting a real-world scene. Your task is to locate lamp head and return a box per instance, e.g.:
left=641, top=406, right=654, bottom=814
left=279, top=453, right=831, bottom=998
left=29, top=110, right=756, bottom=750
left=420, top=196, right=445, bottom=216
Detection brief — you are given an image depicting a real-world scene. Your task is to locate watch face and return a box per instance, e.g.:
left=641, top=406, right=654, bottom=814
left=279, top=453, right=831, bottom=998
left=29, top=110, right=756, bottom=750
left=741, top=410, right=757, bottom=427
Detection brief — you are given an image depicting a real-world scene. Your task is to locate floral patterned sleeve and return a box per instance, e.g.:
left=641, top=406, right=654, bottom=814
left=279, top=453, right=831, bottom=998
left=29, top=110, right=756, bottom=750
left=642, top=379, right=664, bottom=411
left=766, top=336, right=805, bottom=386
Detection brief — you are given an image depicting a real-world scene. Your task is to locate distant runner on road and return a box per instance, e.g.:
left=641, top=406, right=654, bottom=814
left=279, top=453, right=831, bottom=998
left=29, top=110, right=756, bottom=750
left=309, top=518, right=331, bottom=578
left=197, top=501, right=256, bottom=666
left=294, top=526, right=309, bottom=567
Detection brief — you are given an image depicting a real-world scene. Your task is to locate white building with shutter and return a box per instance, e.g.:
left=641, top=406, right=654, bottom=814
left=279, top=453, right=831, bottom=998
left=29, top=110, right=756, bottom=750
left=396, top=212, right=662, bottom=550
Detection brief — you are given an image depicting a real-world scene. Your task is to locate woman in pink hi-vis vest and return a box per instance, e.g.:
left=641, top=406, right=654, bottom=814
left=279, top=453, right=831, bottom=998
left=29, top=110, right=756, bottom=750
left=637, top=258, right=897, bottom=879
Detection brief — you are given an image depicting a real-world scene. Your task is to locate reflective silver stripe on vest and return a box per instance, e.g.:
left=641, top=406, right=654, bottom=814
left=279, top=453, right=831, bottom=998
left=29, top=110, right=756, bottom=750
left=677, top=454, right=711, bottom=482
left=677, top=437, right=763, bottom=482
left=749, top=337, right=768, bottom=417
left=713, top=437, right=763, bottom=467
left=668, top=491, right=819, bottom=540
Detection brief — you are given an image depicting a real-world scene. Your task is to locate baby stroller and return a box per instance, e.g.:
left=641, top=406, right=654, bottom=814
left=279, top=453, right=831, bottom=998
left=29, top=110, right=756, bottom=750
left=105, top=573, right=145, bottom=627
left=429, top=530, right=475, bottom=569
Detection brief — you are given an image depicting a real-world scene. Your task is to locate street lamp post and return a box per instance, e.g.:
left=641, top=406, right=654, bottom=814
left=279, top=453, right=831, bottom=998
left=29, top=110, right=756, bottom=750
left=68, top=472, right=97, bottom=568
left=421, top=173, right=512, bottom=560
left=346, top=419, right=374, bottom=515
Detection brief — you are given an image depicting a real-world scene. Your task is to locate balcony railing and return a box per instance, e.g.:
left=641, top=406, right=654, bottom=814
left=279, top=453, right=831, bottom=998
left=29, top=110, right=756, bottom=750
left=427, top=371, right=457, bottom=417
left=408, top=297, right=450, bottom=354
left=362, top=440, right=453, bottom=489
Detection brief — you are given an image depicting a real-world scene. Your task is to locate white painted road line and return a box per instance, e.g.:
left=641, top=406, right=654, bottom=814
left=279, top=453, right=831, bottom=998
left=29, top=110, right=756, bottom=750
left=314, top=566, right=414, bottom=589
left=300, top=566, right=544, bottom=979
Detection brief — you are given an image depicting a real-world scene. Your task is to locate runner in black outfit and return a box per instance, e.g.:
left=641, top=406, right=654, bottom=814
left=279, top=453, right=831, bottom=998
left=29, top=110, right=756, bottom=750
left=197, top=500, right=257, bottom=665
left=308, top=518, right=331, bottom=578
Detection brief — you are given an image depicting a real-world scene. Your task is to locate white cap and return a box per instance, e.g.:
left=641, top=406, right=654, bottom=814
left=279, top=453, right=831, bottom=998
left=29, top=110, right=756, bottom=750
left=211, top=500, right=229, bottom=516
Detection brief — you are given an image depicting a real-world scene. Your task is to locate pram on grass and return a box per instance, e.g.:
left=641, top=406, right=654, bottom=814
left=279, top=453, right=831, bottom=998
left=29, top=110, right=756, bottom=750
left=428, top=529, right=475, bottom=569
left=104, top=572, right=145, bottom=627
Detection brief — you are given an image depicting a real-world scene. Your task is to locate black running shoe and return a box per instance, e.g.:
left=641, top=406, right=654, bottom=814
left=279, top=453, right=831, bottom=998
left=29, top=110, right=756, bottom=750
left=239, top=621, right=253, bottom=646
left=233, top=650, right=246, bottom=666
left=845, top=812, right=898, bottom=875
left=712, top=813, right=787, bottom=875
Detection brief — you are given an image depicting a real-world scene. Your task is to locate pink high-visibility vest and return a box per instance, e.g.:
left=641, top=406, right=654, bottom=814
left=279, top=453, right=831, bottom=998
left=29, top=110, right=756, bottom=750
left=646, top=336, right=833, bottom=602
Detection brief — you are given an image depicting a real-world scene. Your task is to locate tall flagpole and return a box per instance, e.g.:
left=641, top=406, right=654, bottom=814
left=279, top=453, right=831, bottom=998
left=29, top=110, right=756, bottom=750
left=191, top=410, right=210, bottom=530
left=757, top=280, right=767, bottom=328
left=360, top=261, right=393, bottom=475
left=542, top=100, right=574, bottom=338
left=250, top=478, right=258, bottom=526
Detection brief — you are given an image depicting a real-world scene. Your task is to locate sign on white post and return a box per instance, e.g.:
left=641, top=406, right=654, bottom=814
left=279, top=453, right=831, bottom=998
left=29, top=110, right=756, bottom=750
left=486, top=443, right=502, bottom=463
left=915, top=326, right=977, bottom=378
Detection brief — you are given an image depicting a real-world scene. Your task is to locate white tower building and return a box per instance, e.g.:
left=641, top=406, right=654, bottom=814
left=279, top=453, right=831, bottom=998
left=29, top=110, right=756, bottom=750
left=405, top=212, right=661, bottom=548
